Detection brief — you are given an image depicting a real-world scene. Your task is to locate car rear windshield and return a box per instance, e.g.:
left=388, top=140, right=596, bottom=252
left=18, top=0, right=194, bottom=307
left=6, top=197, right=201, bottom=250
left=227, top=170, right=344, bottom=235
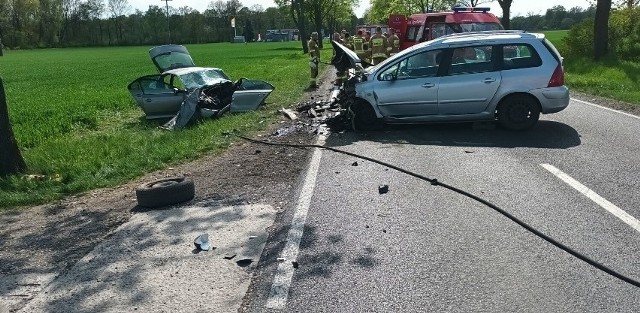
left=154, top=52, right=195, bottom=71
left=542, top=38, right=563, bottom=64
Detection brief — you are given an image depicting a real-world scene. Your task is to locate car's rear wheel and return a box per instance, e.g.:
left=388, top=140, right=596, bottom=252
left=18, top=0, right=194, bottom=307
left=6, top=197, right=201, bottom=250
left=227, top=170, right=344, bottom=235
left=349, top=100, right=383, bottom=131
left=497, top=94, right=540, bottom=130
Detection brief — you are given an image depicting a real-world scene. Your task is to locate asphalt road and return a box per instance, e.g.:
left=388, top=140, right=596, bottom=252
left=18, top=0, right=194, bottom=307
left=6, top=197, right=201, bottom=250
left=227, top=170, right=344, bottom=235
left=243, top=97, right=640, bottom=312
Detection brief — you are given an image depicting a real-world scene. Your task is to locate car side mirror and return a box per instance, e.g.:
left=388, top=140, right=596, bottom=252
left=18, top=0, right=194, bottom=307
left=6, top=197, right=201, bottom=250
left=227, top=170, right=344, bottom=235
left=382, top=73, right=396, bottom=81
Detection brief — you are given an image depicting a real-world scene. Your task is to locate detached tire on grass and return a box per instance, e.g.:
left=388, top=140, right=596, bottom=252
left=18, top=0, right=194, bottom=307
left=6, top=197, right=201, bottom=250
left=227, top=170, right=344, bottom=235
left=135, top=176, right=195, bottom=208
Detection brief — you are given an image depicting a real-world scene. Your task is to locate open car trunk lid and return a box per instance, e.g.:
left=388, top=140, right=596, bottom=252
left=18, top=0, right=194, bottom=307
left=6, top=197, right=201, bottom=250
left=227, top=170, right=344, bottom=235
left=149, top=44, right=196, bottom=73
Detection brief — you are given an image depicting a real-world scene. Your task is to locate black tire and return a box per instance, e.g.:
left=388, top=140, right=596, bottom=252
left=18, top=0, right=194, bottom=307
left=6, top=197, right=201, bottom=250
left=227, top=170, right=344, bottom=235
left=349, top=100, right=384, bottom=131
left=497, top=94, right=541, bottom=130
left=135, top=176, right=195, bottom=208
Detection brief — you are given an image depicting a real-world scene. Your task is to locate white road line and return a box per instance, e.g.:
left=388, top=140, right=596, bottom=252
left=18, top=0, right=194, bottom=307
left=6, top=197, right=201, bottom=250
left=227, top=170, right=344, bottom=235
left=541, top=163, right=640, bottom=233
left=265, top=134, right=326, bottom=310
left=571, top=98, right=640, bottom=120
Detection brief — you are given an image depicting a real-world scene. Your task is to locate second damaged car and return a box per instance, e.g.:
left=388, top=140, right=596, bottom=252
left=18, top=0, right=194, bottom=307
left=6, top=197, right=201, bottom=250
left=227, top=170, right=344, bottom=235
left=331, top=30, right=569, bottom=130
left=127, top=44, right=274, bottom=128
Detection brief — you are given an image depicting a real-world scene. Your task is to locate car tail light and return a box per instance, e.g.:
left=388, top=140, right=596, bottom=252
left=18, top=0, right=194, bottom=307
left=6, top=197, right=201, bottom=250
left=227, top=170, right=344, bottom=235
left=548, top=64, right=565, bottom=87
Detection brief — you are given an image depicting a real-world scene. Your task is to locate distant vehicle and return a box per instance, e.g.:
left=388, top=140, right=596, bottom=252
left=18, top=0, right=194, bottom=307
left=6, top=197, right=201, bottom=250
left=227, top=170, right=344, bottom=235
left=389, top=7, right=503, bottom=51
left=331, top=30, right=569, bottom=130
left=127, top=44, right=274, bottom=119
left=355, top=24, right=390, bottom=36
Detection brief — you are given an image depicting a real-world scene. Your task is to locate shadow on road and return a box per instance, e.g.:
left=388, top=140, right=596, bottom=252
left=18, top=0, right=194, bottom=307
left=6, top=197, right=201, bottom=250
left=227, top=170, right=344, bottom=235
left=326, top=120, right=581, bottom=150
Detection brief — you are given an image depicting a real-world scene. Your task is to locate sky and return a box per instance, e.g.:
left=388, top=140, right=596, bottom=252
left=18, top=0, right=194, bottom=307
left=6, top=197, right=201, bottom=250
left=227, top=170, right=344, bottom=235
left=129, top=1, right=592, bottom=18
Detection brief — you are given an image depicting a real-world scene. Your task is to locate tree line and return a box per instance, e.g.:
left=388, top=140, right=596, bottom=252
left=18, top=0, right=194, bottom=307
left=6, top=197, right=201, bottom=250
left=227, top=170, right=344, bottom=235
left=0, top=0, right=300, bottom=49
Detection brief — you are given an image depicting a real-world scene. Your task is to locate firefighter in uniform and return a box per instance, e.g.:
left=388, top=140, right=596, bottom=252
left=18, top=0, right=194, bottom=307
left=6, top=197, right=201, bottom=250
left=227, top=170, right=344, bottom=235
left=363, top=31, right=371, bottom=63
left=308, top=32, right=320, bottom=89
left=352, top=30, right=366, bottom=61
left=335, top=31, right=352, bottom=86
left=388, top=28, right=401, bottom=56
left=369, top=26, right=389, bottom=65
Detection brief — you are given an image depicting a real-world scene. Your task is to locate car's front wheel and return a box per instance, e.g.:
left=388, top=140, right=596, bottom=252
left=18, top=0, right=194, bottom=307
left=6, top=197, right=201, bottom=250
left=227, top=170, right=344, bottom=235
left=497, top=94, right=540, bottom=130
left=349, top=100, right=383, bottom=131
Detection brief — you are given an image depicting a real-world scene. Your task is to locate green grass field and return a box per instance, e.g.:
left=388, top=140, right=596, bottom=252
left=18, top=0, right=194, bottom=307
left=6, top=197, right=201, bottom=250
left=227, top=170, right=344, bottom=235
left=544, top=30, right=640, bottom=104
left=0, top=41, right=331, bottom=208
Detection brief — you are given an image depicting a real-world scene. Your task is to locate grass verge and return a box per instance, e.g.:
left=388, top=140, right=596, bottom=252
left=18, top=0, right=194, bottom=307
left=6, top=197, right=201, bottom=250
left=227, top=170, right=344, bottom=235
left=544, top=30, right=640, bottom=105
left=0, top=41, right=332, bottom=208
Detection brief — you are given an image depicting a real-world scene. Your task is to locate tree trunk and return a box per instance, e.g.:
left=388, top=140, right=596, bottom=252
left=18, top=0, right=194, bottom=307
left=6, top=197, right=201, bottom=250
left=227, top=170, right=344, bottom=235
left=498, top=0, right=513, bottom=29
left=0, top=78, right=27, bottom=177
left=291, top=0, right=308, bottom=54
left=594, top=0, right=612, bottom=60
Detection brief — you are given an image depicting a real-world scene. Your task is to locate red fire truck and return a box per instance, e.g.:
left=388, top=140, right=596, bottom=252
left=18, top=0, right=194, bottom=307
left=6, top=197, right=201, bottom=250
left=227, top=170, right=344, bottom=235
left=388, top=7, right=503, bottom=51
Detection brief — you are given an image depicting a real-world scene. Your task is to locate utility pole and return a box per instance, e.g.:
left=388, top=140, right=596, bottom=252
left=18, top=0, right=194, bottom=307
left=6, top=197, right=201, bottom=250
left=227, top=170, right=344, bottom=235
left=161, top=0, right=172, bottom=42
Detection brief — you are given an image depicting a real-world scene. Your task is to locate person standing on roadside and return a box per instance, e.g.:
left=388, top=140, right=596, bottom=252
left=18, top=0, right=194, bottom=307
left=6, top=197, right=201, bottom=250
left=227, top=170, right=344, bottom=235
left=388, top=28, right=401, bottom=57
left=369, top=26, right=389, bottom=65
left=363, top=31, right=371, bottom=63
left=308, top=32, right=320, bottom=89
left=352, top=30, right=366, bottom=60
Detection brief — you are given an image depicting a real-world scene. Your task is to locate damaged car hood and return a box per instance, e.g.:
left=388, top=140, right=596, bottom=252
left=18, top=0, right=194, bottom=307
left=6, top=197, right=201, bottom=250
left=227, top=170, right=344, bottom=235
left=331, top=40, right=371, bottom=73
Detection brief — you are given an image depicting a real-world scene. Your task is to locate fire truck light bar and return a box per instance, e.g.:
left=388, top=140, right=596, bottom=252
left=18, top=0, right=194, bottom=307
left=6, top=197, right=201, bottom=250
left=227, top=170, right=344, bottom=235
left=453, top=7, right=491, bottom=13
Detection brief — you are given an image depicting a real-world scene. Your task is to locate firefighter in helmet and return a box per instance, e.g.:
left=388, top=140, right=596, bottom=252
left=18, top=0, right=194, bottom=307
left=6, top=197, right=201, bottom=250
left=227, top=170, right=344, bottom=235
left=388, top=28, right=401, bottom=56
left=352, top=30, right=366, bottom=61
left=308, top=32, right=320, bottom=89
left=369, top=26, right=388, bottom=65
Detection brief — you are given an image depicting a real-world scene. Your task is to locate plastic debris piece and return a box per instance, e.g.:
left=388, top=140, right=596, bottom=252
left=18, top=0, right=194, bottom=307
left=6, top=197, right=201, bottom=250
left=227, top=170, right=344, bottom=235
left=194, top=233, right=211, bottom=251
left=277, top=257, right=286, bottom=262
left=378, top=185, right=389, bottom=194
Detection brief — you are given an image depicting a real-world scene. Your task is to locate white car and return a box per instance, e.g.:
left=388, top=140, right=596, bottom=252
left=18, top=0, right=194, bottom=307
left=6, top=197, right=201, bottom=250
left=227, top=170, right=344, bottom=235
left=331, top=30, right=569, bottom=130
left=128, top=44, right=274, bottom=119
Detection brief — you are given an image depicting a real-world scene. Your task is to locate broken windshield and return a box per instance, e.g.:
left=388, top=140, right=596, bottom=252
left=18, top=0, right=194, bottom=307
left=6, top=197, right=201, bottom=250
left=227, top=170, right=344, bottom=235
left=179, top=69, right=230, bottom=90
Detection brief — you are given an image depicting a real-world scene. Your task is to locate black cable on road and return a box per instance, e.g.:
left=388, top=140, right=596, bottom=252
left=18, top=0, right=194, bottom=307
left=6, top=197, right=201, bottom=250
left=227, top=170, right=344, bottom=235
left=238, top=135, right=640, bottom=288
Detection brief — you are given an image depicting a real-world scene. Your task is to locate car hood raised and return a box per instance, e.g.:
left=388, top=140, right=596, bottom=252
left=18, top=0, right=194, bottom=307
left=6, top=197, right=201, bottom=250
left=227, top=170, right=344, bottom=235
left=149, top=44, right=197, bottom=73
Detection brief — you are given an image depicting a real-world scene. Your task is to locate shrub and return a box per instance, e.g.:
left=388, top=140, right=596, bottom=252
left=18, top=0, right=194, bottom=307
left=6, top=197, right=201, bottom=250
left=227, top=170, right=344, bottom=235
left=610, top=7, right=640, bottom=61
left=562, top=18, right=594, bottom=58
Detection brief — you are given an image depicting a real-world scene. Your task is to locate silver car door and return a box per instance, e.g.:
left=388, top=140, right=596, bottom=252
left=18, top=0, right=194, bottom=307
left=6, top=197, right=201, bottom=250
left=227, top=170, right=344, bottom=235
left=128, top=75, right=185, bottom=118
left=437, top=46, right=500, bottom=115
left=230, top=79, right=275, bottom=112
left=374, top=50, right=442, bottom=117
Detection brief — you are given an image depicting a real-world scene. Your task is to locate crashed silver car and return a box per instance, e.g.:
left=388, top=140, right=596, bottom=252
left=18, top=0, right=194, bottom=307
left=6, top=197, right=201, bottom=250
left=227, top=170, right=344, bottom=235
left=128, top=44, right=274, bottom=120
left=331, top=30, right=569, bottom=130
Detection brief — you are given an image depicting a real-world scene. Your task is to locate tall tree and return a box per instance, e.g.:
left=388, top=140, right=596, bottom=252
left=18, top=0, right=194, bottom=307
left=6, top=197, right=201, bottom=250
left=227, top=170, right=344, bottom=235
left=0, top=47, right=27, bottom=176
left=108, top=0, right=130, bottom=44
left=368, top=0, right=456, bottom=24
left=497, top=0, right=513, bottom=29
left=275, top=0, right=309, bottom=53
left=593, top=0, right=612, bottom=60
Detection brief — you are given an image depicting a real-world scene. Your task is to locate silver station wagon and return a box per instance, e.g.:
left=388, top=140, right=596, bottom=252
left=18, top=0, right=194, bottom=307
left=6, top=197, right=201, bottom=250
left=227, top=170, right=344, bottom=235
left=128, top=44, right=274, bottom=119
left=331, top=30, right=569, bottom=130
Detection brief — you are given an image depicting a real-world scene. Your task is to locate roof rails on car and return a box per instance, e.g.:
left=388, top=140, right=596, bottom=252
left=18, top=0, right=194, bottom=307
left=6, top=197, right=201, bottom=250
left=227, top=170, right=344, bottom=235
left=439, top=30, right=527, bottom=39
